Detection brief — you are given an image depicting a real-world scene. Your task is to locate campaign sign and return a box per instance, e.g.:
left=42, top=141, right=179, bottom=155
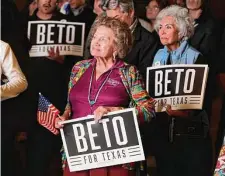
left=146, top=64, right=209, bottom=112
left=27, top=20, right=85, bottom=57
left=60, top=108, right=145, bottom=172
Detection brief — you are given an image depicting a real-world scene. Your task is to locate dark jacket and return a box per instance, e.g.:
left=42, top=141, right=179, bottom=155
left=124, top=22, right=161, bottom=79
left=189, top=10, right=222, bottom=118
left=189, top=10, right=221, bottom=67
left=25, top=11, right=70, bottom=120
left=67, top=5, right=97, bottom=39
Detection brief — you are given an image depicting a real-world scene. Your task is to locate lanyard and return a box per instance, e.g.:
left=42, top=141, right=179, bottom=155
left=88, top=66, right=113, bottom=106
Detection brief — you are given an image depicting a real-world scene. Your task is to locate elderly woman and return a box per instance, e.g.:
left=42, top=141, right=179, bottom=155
left=151, top=5, right=212, bottom=176
left=55, top=16, right=155, bottom=176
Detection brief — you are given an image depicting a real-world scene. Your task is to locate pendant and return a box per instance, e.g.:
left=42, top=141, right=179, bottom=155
left=90, top=100, right=95, bottom=106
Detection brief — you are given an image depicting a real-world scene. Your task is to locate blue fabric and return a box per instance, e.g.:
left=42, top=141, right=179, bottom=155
left=152, top=40, right=201, bottom=66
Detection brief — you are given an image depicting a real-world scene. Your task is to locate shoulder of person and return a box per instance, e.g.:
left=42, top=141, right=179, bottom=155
left=73, top=59, right=93, bottom=68
left=0, top=40, right=9, bottom=51
left=185, top=44, right=202, bottom=63
left=152, top=48, right=166, bottom=66
left=53, top=11, right=70, bottom=21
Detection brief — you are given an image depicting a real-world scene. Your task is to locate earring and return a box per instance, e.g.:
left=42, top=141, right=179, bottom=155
left=113, top=51, right=117, bottom=60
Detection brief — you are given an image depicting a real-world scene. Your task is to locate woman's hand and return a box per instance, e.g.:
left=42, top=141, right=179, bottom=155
left=166, top=105, right=190, bottom=118
left=93, top=106, right=124, bottom=123
left=55, top=116, right=67, bottom=129
left=47, top=47, right=64, bottom=64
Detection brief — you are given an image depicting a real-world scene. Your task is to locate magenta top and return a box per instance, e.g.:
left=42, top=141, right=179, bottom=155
left=69, top=59, right=130, bottom=119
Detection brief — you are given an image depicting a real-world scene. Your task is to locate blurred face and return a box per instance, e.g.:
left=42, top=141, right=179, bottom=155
left=186, top=0, right=202, bottom=10
left=106, top=7, right=133, bottom=26
left=69, top=0, right=84, bottom=9
left=90, top=26, right=116, bottom=59
left=158, top=16, right=180, bottom=50
left=176, top=0, right=185, bottom=7
left=94, top=0, right=103, bottom=15
left=146, top=0, right=160, bottom=21
left=37, top=0, right=57, bottom=14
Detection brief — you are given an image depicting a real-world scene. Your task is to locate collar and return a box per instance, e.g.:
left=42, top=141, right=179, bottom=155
left=164, top=40, right=189, bottom=58
left=71, top=4, right=86, bottom=16
left=91, top=58, right=125, bottom=69
left=129, top=17, right=138, bottom=34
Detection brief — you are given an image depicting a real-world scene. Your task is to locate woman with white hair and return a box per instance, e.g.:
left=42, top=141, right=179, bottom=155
left=151, top=5, right=212, bottom=176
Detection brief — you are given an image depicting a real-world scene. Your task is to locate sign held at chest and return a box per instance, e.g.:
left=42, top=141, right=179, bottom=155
left=60, top=108, right=145, bottom=172
left=146, top=64, right=209, bottom=112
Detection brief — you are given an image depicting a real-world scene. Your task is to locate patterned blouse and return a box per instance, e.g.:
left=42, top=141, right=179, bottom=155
left=61, top=59, right=156, bottom=170
left=214, top=137, right=225, bottom=176
left=65, top=59, right=156, bottom=123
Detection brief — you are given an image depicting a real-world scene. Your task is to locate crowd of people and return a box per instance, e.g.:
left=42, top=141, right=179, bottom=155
left=1, top=0, right=225, bottom=176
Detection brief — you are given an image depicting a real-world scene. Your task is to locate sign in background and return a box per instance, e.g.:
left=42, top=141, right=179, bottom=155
left=146, top=65, right=209, bottom=112
left=27, top=21, right=85, bottom=57
left=60, top=108, right=145, bottom=172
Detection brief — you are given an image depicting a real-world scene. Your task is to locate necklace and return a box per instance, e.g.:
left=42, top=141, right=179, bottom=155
left=88, top=66, right=113, bottom=106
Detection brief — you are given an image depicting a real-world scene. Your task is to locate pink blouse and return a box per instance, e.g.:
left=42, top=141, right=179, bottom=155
left=69, top=59, right=130, bottom=119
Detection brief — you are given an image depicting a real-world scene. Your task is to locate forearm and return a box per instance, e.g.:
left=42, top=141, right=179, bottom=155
left=1, top=75, right=28, bottom=101
left=1, top=42, right=28, bottom=101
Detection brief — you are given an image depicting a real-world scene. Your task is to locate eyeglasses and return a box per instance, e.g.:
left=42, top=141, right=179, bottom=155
left=145, top=6, right=159, bottom=11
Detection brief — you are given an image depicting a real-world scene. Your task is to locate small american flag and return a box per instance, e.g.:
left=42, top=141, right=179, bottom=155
left=37, top=93, right=60, bottom=135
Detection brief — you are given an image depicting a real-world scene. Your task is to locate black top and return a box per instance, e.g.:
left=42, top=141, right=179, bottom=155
left=124, top=22, right=161, bottom=79
left=27, top=11, right=70, bottom=113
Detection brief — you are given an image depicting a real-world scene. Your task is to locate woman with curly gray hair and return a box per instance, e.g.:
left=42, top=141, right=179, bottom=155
left=151, top=5, right=212, bottom=176
left=55, top=16, right=156, bottom=176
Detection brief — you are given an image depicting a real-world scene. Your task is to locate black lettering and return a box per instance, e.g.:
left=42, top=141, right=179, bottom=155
left=180, top=97, right=183, bottom=104
left=185, top=97, right=188, bottom=104
left=111, top=151, right=116, bottom=159
left=93, top=154, right=98, bottom=162
left=88, top=155, right=92, bottom=163
left=84, top=156, right=87, bottom=164
left=117, top=150, right=121, bottom=159
left=102, top=152, right=106, bottom=161
left=107, top=152, right=110, bottom=160
left=177, top=97, right=179, bottom=104
left=122, top=150, right=126, bottom=158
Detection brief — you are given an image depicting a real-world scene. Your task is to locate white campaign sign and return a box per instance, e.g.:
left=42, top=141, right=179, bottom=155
left=146, top=64, right=209, bottom=112
left=27, top=21, right=85, bottom=57
left=60, top=108, right=145, bottom=172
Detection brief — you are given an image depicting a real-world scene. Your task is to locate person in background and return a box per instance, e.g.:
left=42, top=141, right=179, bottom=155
left=215, top=23, right=225, bottom=163
left=93, top=0, right=105, bottom=15
left=151, top=5, right=212, bottom=176
left=144, top=0, right=168, bottom=32
left=1, top=40, right=28, bottom=176
left=175, top=0, right=185, bottom=7
left=85, top=0, right=160, bottom=80
left=1, top=41, right=28, bottom=100
left=67, top=0, right=97, bottom=39
left=55, top=16, right=156, bottom=176
left=25, top=0, right=70, bottom=175
left=186, top=0, right=221, bottom=121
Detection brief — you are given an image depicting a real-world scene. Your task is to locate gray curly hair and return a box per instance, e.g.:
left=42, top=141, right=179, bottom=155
left=89, top=16, right=133, bottom=59
left=154, top=5, right=194, bottom=41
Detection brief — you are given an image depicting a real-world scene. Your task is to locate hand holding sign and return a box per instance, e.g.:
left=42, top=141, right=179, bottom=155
left=47, top=47, right=65, bottom=64
left=93, top=106, right=125, bottom=123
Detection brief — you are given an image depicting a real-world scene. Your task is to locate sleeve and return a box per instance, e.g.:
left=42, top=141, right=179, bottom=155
left=138, top=32, right=161, bottom=80
left=127, top=66, right=156, bottom=124
left=1, top=43, right=28, bottom=101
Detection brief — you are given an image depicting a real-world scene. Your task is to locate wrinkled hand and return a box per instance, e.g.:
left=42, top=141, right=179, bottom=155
left=93, top=106, right=124, bottom=123
left=166, top=105, right=189, bottom=118
left=55, top=116, right=67, bottom=129
left=47, top=47, right=64, bottom=64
